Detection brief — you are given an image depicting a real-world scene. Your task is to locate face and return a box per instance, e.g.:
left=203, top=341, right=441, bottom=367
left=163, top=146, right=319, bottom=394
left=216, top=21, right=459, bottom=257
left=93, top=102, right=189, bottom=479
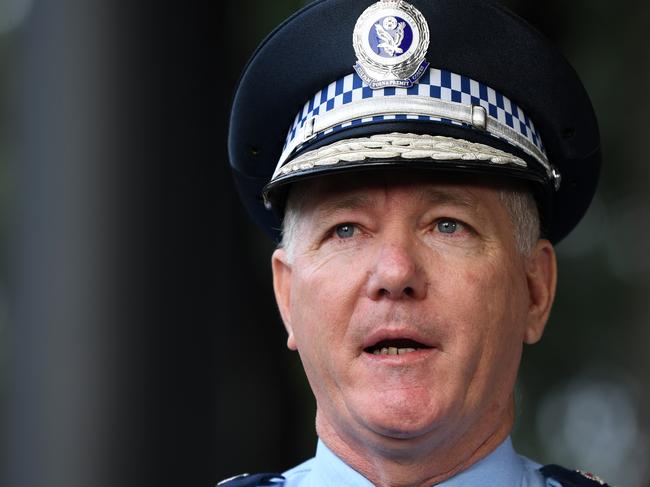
left=272, top=171, right=555, bottom=456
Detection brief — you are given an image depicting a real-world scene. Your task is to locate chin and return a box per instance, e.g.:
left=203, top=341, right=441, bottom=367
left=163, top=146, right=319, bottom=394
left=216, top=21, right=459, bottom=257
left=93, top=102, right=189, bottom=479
left=355, top=395, right=450, bottom=441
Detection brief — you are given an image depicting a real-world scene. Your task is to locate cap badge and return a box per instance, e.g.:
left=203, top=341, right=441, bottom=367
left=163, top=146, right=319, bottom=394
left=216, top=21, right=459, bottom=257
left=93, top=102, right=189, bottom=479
left=353, top=0, right=430, bottom=89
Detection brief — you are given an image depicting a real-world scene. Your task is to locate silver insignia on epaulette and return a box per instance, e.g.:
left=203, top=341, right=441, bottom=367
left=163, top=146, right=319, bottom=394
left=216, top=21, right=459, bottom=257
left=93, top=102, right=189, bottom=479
left=576, top=469, right=607, bottom=485
left=353, top=0, right=430, bottom=89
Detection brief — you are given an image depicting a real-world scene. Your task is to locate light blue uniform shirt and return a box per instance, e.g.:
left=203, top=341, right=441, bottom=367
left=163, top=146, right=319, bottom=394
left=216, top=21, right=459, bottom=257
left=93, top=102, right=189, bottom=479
left=281, top=437, right=548, bottom=486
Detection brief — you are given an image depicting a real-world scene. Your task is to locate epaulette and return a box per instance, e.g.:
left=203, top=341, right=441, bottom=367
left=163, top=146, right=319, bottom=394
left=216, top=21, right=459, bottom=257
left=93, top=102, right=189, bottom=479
left=540, top=464, right=610, bottom=486
left=216, top=472, right=285, bottom=487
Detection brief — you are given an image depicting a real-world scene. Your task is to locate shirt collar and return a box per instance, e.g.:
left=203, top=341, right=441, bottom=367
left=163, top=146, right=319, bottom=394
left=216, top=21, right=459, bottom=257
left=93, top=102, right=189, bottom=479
left=308, top=437, right=532, bottom=487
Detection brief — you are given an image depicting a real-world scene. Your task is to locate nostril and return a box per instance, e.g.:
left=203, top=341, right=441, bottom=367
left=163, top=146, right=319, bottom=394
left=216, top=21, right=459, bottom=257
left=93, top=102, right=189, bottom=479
left=376, top=287, right=416, bottom=298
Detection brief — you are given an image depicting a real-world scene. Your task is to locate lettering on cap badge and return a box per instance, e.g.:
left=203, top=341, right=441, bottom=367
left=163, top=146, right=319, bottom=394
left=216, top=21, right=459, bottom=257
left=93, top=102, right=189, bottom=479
left=353, top=0, right=430, bottom=89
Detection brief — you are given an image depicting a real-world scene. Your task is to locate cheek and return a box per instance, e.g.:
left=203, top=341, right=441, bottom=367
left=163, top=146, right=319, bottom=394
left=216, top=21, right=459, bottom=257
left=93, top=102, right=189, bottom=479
left=287, top=256, right=369, bottom=406
left=437, top=256, right=527, bottom=381
left=450, top=256, right=527, bottom=331
left=288, top=255, right=367, bottom=356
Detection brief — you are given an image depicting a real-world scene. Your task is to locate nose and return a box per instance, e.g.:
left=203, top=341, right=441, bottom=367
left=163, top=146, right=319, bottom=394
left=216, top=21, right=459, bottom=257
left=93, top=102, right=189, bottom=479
left=366, top=239, right=428, bottom=301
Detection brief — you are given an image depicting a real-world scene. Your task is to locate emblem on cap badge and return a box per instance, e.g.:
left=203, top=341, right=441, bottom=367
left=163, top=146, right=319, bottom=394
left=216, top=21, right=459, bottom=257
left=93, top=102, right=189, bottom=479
left=353, top=0, right=430, bottom=89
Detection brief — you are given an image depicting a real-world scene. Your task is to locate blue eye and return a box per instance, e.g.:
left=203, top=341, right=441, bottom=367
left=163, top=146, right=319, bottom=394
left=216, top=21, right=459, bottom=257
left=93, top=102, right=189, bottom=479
left=335, top=223, right=356, bottom=239
left=437, top=219, right=458, bottom=234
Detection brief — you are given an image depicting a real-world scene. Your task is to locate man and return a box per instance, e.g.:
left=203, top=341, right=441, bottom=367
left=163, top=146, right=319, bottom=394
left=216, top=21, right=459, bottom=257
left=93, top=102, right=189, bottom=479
left=225, top=0, right=606, bottom=485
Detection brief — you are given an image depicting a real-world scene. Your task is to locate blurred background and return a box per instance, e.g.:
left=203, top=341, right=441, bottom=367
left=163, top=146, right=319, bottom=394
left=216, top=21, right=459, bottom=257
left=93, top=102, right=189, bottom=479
left=0, top=0, right=648, bottom=486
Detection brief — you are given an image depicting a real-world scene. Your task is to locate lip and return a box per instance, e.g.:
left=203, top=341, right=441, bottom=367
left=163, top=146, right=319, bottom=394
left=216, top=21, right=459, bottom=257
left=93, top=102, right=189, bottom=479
left=361, top=327, right=437, bottom=352
left=362, top=346, right=437, bottom=366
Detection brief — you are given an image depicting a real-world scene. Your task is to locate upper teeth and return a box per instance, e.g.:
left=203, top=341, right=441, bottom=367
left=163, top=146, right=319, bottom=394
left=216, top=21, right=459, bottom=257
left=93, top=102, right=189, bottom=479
left=373, top=347, right=417, bottom=355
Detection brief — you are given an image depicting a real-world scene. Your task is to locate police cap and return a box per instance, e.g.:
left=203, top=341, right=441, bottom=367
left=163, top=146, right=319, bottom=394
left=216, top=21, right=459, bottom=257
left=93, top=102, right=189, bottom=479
left=228, top=0, right=601, bottom=243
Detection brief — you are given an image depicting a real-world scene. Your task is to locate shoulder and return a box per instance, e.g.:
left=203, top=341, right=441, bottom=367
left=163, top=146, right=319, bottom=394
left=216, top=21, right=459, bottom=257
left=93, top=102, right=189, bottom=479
left=216, top=457, right=315, bottom=487
left=539, top=464, right=611, bottom=487
left=214, top=462, right=611, bottom=487
left=215, top=473, right=285, bottom=487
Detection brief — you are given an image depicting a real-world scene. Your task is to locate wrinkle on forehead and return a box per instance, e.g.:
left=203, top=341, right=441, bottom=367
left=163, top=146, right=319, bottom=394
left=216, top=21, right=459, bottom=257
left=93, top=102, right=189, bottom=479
left=298, top=171, right=486, bottom=218
left=309, top=193, right=376, bottom=218
left=415, top=186, right=479, bottom=210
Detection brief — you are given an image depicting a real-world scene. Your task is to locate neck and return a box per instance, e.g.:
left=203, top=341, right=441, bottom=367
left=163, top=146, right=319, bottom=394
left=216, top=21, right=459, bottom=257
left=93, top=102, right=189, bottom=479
left=315, top=403, right=515, bottom=487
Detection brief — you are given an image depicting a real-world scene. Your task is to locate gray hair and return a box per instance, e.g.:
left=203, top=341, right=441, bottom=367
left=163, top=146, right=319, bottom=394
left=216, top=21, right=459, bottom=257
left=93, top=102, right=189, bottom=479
left=280, top=183, right=540, bottom=260
left=498, top=187, right=540, bottom=256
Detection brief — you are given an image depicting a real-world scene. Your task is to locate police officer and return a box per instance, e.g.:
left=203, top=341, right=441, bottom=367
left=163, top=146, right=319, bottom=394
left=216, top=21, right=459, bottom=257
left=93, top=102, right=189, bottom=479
left=224, top=0, right=608, bottom=485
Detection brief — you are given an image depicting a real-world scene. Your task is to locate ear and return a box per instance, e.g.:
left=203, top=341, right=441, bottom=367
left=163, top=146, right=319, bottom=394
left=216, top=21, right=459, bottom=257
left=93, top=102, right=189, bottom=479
left=523, top=239, right=557, bottom=344
left=272, top=248, right=297, bottom=350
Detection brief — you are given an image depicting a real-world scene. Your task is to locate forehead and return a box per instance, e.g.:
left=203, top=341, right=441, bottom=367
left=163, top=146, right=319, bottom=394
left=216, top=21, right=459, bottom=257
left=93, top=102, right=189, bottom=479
left=289, top=170, right=512, bottom=215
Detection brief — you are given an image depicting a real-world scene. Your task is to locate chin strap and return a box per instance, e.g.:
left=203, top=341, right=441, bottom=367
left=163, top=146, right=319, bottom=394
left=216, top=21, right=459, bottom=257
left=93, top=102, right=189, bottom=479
left=540, top=464, right=610, bottom=486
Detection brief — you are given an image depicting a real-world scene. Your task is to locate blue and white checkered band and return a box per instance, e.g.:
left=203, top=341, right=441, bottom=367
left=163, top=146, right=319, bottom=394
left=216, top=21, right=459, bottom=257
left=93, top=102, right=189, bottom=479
left=274, top=67, right=550, bottom=181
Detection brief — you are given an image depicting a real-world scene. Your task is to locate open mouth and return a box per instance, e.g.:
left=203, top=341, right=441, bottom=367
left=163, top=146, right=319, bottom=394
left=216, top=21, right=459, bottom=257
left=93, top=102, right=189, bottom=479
left=364, top=338, right=433, bottom=356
